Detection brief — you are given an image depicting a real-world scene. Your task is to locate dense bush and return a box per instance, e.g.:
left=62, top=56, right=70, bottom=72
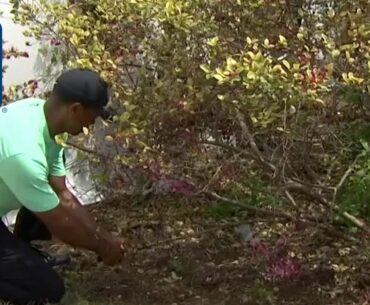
left=8, top=0, right=370, bottom=225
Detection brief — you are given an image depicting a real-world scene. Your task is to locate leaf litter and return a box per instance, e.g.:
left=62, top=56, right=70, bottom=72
left=41, top=195, right=370, bottom=305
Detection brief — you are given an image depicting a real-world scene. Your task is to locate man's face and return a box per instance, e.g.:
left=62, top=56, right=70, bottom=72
left=65, top=102, right=100, bottom=135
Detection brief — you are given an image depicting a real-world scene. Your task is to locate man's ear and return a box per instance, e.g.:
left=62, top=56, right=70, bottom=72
left=69, top=102, right=84, bottom=114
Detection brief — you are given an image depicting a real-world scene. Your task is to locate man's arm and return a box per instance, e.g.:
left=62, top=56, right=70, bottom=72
left=0, top=155, right=123, bottom=265
left=39, top=175, right=122, bottom=261
left=49, top=175, right=84, bottom=207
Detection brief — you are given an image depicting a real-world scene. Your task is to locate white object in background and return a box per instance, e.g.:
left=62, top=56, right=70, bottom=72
left=64, top=148, right=104, bottom=206
left=0, top=0, right=41, bottom=91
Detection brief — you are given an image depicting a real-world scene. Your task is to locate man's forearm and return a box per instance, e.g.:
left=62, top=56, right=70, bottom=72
left=34, top=188, right=110, bottom=256
left=58, top=189, right=114, bottom=251
left=59, top=189, right=98, bottom=231
left=46, top=176, right=115, bottom=253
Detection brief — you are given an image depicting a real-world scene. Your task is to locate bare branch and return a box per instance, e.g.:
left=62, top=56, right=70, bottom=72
left=206, top=191, right=299, bottom=221
left=335, top=154, right=362, bottom=193
left=342, top=212, right=370, bottom=232
left=205, top=191, right=362, bottom=243
left=285, top=190, right=298, bottom=207
left=66, top=140, right=102, bottom=156
left=235, top=110, right=276, bottom=173
left=280, top=181, right=330, bottom=207
left=200, top=140, right=256, bottom=160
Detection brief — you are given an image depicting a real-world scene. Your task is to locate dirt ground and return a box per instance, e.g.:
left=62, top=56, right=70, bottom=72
left=42, top=195, right=370, bottom=305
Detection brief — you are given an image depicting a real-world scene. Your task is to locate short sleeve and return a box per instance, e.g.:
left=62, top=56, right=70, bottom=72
left=0, top=154, right=60, bottom=212
left=49, top=147, right=66, bottom=177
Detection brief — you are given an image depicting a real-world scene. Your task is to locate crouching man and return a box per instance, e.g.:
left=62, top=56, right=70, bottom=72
left=0, top=68, right=124, bottom=304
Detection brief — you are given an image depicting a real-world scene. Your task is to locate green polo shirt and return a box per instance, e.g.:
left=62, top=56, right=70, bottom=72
left=0, top=98, right=65, bottom=216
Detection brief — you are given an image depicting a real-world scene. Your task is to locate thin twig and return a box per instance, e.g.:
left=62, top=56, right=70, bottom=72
left=201, top=166, right=222, bottom=192
left=290, top=177, right=335, bottom=192
left=285, top=190, right=297, bottom=207
left=66, top=140, right=103, bottom=157
left=335, top=154, right=362, bottom=193
left=206, top=191, right=298, bottom=221
left=235, top=110, right=276, bottom=172
left=342, top=212, right=368, bottom=231
left=280, top=181, right=330, bottom=207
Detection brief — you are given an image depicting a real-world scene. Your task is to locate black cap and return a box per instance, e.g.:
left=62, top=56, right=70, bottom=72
left=52, top=68, right=111, bottom=119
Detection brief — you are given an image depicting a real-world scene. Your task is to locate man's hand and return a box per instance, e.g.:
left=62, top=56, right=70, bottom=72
left=98, top=236, right=125, bottom=266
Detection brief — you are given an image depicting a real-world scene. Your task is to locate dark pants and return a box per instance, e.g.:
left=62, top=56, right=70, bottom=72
left=0, top=208, right=65, bottom=305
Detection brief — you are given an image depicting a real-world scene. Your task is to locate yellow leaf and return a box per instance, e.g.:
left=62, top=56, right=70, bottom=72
left=226, top=57, right=237, bottom=67
left=347, top=72, right=364, bottom=84
left=213, top=73, right=224, bottom=81
left=272, top=64, right=283, bottom=72
left=345, top=51, right=352, bottom=60
left=315, top=98, right=325, bottom=105
left=200, top=64, right=210, bottom=73
left=331, top=49, right=340, bottom=58
left=342, top=73, right=349, bottom=82
left=247, top=51, right=255, bottom=60
left=54, top=132, right=69, bottom=147
left=246, top=37, right=252, bottom=45
left=107, top=59, right=117, bottom=69
left=120, top=112, right=131, bottom=122
left=69, top=33, right=78, bottom=45
left=279, top=35, right=287, bottom=45
left=247, top=71, right=256, bottom=79
left=207, top=36, right=219, bottom=47
left=82, top=127, right=89, bottom=135
left=282, top=60, right=291, bottom=70
left=272, top=65, right=287, bottom=75
left=328, top=9, right=335, bottom=18
left=297, top=33, right=304, bottom=40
